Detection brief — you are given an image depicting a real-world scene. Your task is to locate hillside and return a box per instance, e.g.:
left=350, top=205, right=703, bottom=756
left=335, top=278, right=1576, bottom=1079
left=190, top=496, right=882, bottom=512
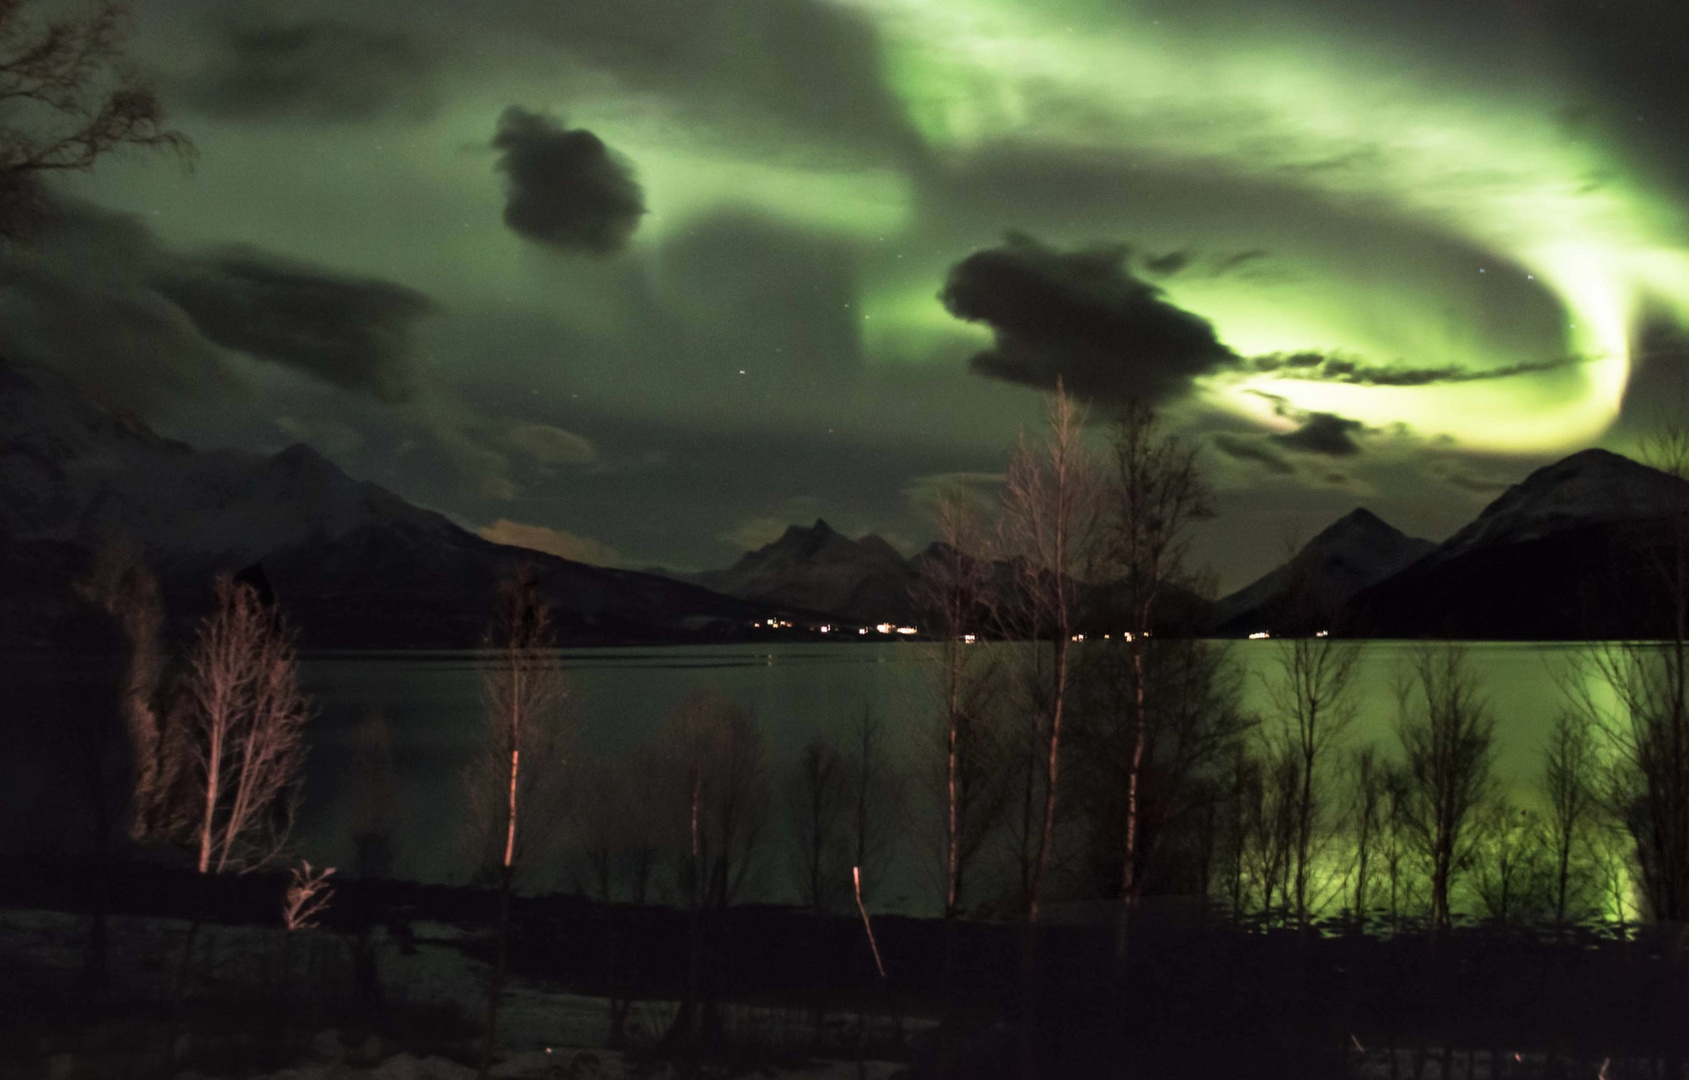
left=0, top=360, right=800, bottom=647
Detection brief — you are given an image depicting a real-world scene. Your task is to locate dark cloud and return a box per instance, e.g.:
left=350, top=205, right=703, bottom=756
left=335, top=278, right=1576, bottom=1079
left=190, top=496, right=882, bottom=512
left=1142, top=251, right=1190, bottom=276
left=0, top=256, right=230, bottom=413
left=1212, top=433, right=1293, bottom=474
left=1142, top=249, right=1269, bottom=278
left=492, top=107, right=646, bottom=255
left=1271, top=412, right=1364, bottom=457
left=179, top=16, right=438, bottom=122
left=154, top=251, right=434, bottom=403
left=940, top=232, right=1237, bottom=402
left=0, top=202, right=435, bottom=409
left=1247, top=351, right=1576, bottom=386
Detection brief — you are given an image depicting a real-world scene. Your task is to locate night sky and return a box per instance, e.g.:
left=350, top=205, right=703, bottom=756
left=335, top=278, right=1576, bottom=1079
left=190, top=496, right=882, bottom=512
left=19, top=0, right=1689, bottom=589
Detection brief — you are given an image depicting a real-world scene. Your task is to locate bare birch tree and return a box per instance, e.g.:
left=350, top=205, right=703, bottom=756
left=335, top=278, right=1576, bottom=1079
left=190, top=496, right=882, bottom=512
left=1541, top=709, right=1600, bottom=926
left=1394, top=646, right=1496, bottom=929
left=1098, top=400, right=1212, bottom=921
left=1263, top=634, right=1359, bottom=927
left=182, top=573, right=310, bottom=876
left=1470, top=795, right=1549, bottom=927
left=1574, top=391, right=1689, bottom=921
left=1569, top=642, right=1689, bottom=922
left=912, top=492, right=1005, bottom=920
left=846, top=706, right=903, bottom=909
left=0, top=0, right=193, bottom=238
left=1347, top=746, right=1388, bottom=927
left=787, top=735, right=850, bottom=913
left=75, top=537, right=168, bottom=837
left=998, top=383, right=1097, bottom=921
left=464, top=565, right=571, bottom=1080
left=659, top=689, right=770, bottom=1056
left=572, top=745, right=660, bottom=1047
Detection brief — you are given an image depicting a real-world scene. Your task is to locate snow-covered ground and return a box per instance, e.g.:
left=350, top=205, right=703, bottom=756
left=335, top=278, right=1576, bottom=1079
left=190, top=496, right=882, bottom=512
left=3, top=907, right=913, bottom=1079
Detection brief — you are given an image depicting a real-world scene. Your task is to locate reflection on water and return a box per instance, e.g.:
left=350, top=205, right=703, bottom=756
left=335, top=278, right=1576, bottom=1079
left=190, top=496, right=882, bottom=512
left=288, top=641, right=1589, bottom=910
left=0, top=640, right=1610, bottom=917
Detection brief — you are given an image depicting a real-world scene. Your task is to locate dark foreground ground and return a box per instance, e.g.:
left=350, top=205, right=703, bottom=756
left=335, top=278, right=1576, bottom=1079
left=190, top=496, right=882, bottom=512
left=3, top=856, right=1688, bottom=1078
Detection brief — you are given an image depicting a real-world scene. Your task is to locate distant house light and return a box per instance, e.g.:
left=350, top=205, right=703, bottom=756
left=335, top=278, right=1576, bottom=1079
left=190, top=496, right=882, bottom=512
left=962, top=633, right=977, bottom=644
left=876, top=622, right=895, bottom=634
left=1314, top=630, right=1329, bottom=638
left=896, top=626, right=917, bottom=635
left=859, top=627, right=869, bottom=635
left=1248, top=631, right=1271, bottom=640
left=1071, top=633, right=1085, bottom=642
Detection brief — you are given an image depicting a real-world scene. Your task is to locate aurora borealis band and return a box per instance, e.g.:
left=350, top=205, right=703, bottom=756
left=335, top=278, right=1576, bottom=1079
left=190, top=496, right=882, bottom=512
left=22, top=0, right=1689, bottom=585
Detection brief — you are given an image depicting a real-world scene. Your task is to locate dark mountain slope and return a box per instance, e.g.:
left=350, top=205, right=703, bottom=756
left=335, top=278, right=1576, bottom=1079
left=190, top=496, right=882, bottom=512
left=1213, top=508, right=1435, bottom=636
left=1342, top=450, right=1689, bottom=639
left=0, top=359, right=798, bottom=647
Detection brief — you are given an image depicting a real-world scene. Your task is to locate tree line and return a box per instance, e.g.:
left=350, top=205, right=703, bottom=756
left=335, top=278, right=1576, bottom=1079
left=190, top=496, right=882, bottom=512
left=50, top=387, right=1689, bottom=1074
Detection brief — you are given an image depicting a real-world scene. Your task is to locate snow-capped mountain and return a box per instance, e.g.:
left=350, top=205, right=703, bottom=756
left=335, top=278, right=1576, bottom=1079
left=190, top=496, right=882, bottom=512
left=1213, top=508, right=1434, bottom=635
left=1343, top=449, right=1689, bottom=639
left=0, top=359, right=796, bottom=647
left=689, top=519, right=920, bottom=624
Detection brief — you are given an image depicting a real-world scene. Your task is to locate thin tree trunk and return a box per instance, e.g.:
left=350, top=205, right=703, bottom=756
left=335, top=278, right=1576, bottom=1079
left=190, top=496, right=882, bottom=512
left=197, top=721, right=222, bottom=874
left=478, top=864, right=512, bottom=1080
left=1117, top=641, right=1147, bottom=958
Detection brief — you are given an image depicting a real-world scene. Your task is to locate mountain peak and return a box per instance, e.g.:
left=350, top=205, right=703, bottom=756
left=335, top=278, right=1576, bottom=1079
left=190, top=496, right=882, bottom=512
left=1444, top=447, right=1689, bottom=554
left=1329, top=507, right=1388, bottom=531
left=1214, top=506, right=1434, bottom=634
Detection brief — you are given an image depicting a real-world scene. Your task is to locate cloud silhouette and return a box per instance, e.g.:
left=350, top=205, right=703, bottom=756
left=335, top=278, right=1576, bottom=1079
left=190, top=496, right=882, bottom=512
left=1271, top=411, right=1364, bottom=456
left=155, top=249, right=434, bottom=403
left=493, top=107, right=646, bottom=254
left=941, top=232, right=1237, bottom=402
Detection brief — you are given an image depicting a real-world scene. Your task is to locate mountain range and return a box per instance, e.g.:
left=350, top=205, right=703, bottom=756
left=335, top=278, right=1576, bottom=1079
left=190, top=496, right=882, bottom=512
left=677, top=519, right=923, bottom=625
left=1217, top=449, right=1689, bottom=639
left=5, top=354, right=1686, bottom=646
left=0, top=359, right=812, bottom=648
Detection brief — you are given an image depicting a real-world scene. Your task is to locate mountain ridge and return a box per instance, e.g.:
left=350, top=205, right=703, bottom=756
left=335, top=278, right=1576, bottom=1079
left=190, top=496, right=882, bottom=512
left=0, top=359, right=813, bottom=647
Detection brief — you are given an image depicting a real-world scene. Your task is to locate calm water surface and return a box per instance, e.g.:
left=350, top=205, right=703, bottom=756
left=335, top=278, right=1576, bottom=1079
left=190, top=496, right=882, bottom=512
left=290, top=640, right=1588, bottom=911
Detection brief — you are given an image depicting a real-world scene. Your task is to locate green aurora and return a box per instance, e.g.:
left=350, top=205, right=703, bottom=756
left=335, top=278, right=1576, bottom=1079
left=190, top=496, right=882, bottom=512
left=24, top=0, right=1689, bottom=581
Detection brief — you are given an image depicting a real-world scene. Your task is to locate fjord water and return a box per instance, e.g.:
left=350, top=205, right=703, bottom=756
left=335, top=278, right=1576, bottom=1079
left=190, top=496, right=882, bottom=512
left=288, top=640, right=1586, bottom=914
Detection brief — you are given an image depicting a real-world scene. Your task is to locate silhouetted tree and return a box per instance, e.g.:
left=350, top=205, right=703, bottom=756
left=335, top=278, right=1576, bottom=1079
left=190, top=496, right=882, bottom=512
left=1394, top=647, right=1496, bottom=929
left=572, top=744, right=660, bottom=1046
left=1263, top=633, right=1359, bottom=927
left=0, top=0, right=191, bottom=238
left=786, top=734, right=850, bottom=913
left=1346, top=746, right=1388, bottom=927
left=912, top=491, right=1005, bottom=920
left=1095, top=399, right=1212, bottom=931
left=464, top=565, right=571, bottom=1080
left=1572, top=642, right=1689, bottom=922
left=1541, top=710, right=1601, bottom=926
left=659, top=689, right=770, bottom=1058
left=997, top=384, right=1097, bottom=921
left=75, top=537, right=167, bottom=837
left=1471, top=795, right=1549, bottom=927
left=182, top=573, right=310, bottom=876
left=846, top=706, right=903, bottom=909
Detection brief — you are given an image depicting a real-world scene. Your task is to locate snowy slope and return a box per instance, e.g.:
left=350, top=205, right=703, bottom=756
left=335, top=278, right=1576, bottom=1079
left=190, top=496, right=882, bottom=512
left=1213, top=508, right=1434, bottom=635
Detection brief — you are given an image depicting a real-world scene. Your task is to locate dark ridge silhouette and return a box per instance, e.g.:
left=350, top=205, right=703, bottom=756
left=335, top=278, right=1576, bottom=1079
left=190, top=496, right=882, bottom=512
left=1213, top=508, right=1434, bottom=636
left=0, top=358, right=815, bottom=648
left=1342, top=449, right=1689, bottom=638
